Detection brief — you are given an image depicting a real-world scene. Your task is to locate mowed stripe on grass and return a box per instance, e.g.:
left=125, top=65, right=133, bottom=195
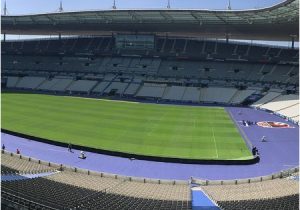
left=2, top=93, right=252, bottom=160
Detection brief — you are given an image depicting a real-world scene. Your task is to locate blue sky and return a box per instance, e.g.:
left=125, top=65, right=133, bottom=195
left=2, top=0, right=284, bottom=14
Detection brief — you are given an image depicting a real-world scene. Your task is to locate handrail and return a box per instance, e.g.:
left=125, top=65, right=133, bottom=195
left=191, top=166, right=299, bottom=185
left=2, top=150, right=298, bottom=185
left=1, top=150, right=188, bottom=185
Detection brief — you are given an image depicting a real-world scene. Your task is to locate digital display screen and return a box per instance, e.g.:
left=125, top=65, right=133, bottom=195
left=115, top=34, right=155, bottom=50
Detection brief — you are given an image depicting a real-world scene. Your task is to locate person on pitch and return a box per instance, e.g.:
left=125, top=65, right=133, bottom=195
left=68, top=143, right=72, bottom=152
left=79, top=151, right=86, bottom=159
left=252, top=146, right=256, bottom=156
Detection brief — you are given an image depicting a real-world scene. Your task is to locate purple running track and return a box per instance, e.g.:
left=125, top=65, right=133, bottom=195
left=2, top=107, right=298, bottom=181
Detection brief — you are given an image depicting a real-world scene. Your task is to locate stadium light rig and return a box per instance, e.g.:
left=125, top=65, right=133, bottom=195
left=58, top=1, right=64, bottom=12
left=227, top=0, right=232, bottom=10
left=113, top=0, right=117, bottom=9
left=167, top=0, right=171, bottom=9
left=2, top=0, right=8, bottom=42
left=3, top=0, right=8, bottom=16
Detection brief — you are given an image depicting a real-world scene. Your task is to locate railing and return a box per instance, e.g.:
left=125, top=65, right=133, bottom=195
left=1, top=150, right=188, bottom=185
left=2, top=150, right=298, bottom=186
left=191, top=166, right=299, bottom=186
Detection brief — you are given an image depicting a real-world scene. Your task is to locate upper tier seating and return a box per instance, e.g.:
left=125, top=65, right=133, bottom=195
left=2, top=37, right=298, bottom=63
left=3, top=53, right=298, bottom=85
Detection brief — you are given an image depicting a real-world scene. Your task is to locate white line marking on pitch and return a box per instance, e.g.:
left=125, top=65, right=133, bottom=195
left=211, top=123, right=219, bottom=158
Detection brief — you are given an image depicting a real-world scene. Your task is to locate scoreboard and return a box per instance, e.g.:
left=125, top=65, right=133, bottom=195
left=115, top=34, right=155, bottom=50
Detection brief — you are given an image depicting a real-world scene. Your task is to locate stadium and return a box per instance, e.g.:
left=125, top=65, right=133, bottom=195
left=1, top=0, right=299, bottom=209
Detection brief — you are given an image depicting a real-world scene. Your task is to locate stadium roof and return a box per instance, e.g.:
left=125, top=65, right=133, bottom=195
left=1, top=0, right=298, bottom=41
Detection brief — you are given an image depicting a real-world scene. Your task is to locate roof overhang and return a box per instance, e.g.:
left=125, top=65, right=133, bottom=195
left=1, top=0, right=299, bottom=41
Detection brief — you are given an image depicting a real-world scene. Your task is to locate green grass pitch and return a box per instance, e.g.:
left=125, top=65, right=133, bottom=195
left=2, top=93, right=252, bottom=160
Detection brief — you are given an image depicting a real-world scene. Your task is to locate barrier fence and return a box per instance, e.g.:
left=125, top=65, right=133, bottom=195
left=2, top=150, right=298, bottom=186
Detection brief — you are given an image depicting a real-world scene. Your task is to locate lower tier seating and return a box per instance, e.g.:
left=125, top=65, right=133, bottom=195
left=218, top=194, right=299, bottom=210
left=1, top=153, right=191, bottom=210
